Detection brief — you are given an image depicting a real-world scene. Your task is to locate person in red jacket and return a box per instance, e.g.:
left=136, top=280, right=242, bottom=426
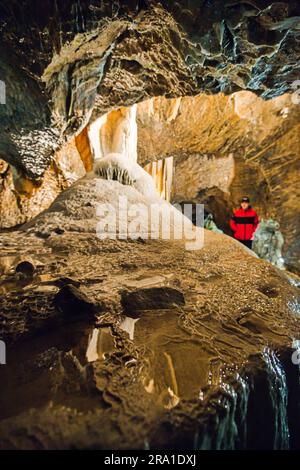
left=230, top=197, right=259, bottom=250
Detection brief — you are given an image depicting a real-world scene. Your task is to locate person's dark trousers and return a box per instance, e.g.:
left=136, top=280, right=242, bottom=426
left=239, top=240, right=253, bottom=250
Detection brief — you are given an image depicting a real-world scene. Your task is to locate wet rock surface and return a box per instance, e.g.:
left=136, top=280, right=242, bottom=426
left=0, top=178, right=300, bottom=449
left=0, top=140, right=86, bottom=229
left=53, top=285, right=98, bottom=318
left=121, top=286, right=185, bottom=318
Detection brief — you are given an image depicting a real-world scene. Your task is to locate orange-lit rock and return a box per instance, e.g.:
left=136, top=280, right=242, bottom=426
left=88, top=105, right=137, bottom=161
left=136, top=91, right=300, bottom=272
left=75, top=126, right=93, bottom=172
left=0, top=140, right=85, bottom=228
left=144, top=157, right=173, bottom=201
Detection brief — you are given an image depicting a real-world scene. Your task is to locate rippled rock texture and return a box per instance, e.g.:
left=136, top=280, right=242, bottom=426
left=136, top=91, right=300, bottom=273
left=1, top=0, right=300, bottom=176
left=1, top=0, right=300, bottom=450
left=0, top=176, right=300, bottom=449
left=1, top=1, right=300, bottom=270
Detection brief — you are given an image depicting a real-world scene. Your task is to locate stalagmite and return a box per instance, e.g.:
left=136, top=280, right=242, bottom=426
left=93, top=152, right=158, bottom=198
left=204, top=213, right=223, bottom=234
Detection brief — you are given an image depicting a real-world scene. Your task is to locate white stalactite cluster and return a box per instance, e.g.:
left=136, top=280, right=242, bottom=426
left=93, top=153, right=158, bottom=198
left=87, top=101, right=174, bottom=201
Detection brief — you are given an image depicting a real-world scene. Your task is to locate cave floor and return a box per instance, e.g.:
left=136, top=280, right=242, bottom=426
left=1, top=227, right=300, bottom=449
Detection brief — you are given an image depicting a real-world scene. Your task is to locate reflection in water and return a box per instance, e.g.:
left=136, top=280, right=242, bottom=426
left=86, top=327, right=115, bottom=362
left=0, top=307, right=216, bottom=423
left=144, top=353, right=180, bottom=410
left=161, top=352, right=180, bottom=409
left=0, top=255, right=17, bottom=274
left=0, top=321, right=97, bottom=420
left=119, top=316, right=140, bottom=340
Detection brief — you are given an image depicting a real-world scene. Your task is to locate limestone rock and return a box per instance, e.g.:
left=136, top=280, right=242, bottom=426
left=253, top=219, right=285, bottom=269
left=0, top=172, right=299, bottom=448
left=1, top=1, right=300, bottom=177
left=53, top=285, right=97, bottom=318
left=121, top=287, right=185, bottom=317
left=15, top=261, right=35, bottom=279
left=0, top=0, right=300, bottom=450
left=136, top=92, right=300, bottom=272
left=93, top=152, right=158, bottom=197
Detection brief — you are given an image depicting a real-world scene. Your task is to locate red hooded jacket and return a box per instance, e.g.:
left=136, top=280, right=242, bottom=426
left=230, top=206, right=259, bottom=241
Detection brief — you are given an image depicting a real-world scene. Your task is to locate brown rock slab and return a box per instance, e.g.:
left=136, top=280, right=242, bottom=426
left=53, top=285, right=97, bottom=318
left=121, top=286, right=185, bottom=318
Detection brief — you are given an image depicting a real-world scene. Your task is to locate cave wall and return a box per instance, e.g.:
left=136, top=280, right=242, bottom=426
left=0, top=0, right=299, bottom=271
left=0, top=141, right=85, bottom=228
left=1, top=0, right=300, bottom=178
left=88, top=105, right=138, bottom=161
left=136, top=91, right=300, bottom=272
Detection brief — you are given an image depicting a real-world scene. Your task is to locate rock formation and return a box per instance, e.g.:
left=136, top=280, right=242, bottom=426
left=1, top=172, right=300, bottom=449
left=204, top=213, right=224, bottom=234
left=1, top=0, right=300, bottom=175
left=253, top=219, right=285, bottom=269
left=93, top=152, right=158, bottom=197
left=0, top=0, right=300, bottom=450
left=136, top=92, right=300, bottom=273
left=0, top=0, right=299, bottom=271
left=1, top=89, right=299, bottom=272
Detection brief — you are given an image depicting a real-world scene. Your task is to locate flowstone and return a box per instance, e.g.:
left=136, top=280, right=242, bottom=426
left=253, top=220, right=285, bottom=269
left=93, top=153, right=158, bottom=198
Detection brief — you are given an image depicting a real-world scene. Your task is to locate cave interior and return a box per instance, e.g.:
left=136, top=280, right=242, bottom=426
left=0, top=0, right=300, bottom=451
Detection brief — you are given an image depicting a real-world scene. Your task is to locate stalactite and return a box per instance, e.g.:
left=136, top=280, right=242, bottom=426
left=88, top=105, right=138, bottom=162
left=144, top=157, right=173, bottom=201
left=93, top=152, right=158, bottom=197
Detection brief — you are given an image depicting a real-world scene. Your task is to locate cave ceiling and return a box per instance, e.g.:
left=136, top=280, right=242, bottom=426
left=0, top=0, right=300, bottom=177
